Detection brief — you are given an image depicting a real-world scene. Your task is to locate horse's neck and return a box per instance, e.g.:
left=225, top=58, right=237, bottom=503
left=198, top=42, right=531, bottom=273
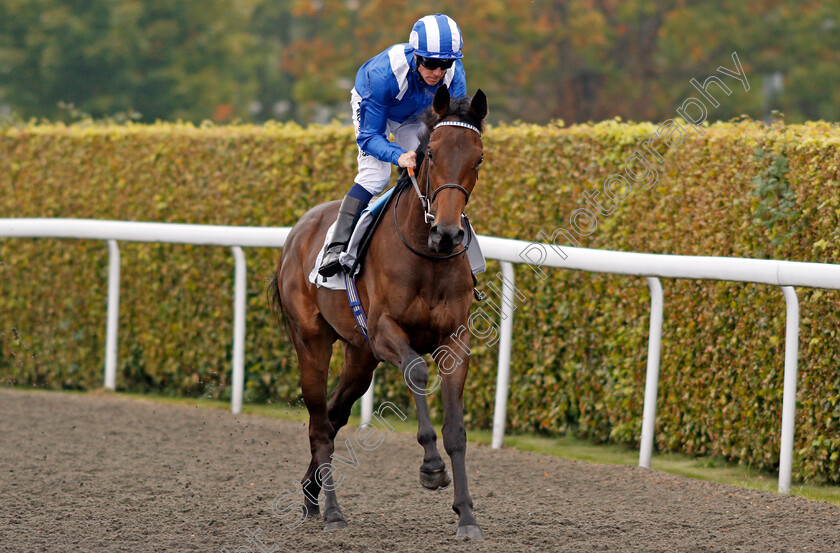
left=372, top=161, right=471, bottom=304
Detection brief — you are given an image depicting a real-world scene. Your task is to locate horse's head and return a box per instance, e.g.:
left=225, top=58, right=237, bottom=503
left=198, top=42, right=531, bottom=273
left=421, top=86, right=488, bottom=254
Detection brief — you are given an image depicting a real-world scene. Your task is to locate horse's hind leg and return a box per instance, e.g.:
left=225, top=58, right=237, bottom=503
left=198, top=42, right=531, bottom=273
left=289, top=321, right=347, bottom=530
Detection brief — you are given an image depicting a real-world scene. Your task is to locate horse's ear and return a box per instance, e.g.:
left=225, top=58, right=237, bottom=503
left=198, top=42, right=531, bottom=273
left=433, top=85, right=451, bottom=117
left=470, top=89, right=488, bottom=121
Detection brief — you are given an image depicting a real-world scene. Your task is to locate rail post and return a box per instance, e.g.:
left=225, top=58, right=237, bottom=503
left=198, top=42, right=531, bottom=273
left=491, top=262, right=516, bottom=449
left=361, top=377, right=375, bottom=425
left=231, top=247, right=247, bottom=415
left=639, top=277, right=664, bottom=468
left=104, top=240, right=120, bottom=391
left=778, top=286, right=800, bottom=493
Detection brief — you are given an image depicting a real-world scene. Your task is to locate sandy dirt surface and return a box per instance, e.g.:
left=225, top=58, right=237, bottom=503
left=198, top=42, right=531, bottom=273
left=1, top=388, right=839, bottom=553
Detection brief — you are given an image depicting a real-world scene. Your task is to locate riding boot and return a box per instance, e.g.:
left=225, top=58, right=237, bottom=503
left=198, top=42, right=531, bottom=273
left=318, top=194, right=367, bottom=278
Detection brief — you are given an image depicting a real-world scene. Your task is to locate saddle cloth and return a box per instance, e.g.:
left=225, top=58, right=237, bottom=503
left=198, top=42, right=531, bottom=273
left=308, top=187, right=486, bottom=291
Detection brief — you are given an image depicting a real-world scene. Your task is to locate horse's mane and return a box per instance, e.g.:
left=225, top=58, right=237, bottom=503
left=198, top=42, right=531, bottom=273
left=414, top=95, right=484, bottom=167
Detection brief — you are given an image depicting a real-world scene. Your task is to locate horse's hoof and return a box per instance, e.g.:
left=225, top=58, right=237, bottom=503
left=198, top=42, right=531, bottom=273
left=303, top=504, right=320, bottom=519
left=420, top=467, right=451, bottom=490
left=323, top=519, right=348, bottom=531
left=455, top=525, right=483, bottom=540
left=323, top=509, right=347, bottom=531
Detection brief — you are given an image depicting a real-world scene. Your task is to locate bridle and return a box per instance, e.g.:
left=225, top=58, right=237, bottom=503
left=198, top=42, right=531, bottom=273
left=394, top=119, right=482, bottom=260
left=409, top=120, right=481, bottom=224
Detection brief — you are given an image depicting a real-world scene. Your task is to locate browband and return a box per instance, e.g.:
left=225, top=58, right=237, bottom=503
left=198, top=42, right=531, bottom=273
left=433, top=121, right=482, bottom=136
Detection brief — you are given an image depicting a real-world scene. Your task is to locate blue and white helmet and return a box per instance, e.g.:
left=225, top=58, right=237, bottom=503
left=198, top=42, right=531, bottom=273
left=409, top=14, right=464, bottom=60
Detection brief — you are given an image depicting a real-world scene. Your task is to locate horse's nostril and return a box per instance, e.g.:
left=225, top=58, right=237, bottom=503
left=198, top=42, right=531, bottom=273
left=430, top=224, right=439, bottom=236
left=454, top=229, right=465, bottom=244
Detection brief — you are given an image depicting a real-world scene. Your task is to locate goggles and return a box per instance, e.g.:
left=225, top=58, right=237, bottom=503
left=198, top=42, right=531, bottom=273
left=418, top=56, right=455, bottom=71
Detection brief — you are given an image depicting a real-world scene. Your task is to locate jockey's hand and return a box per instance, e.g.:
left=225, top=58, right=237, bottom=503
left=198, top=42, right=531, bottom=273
left=397, top=151, right=417, bottom=169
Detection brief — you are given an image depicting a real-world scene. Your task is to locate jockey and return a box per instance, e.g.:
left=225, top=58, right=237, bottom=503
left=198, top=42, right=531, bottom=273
left=318, top=13, right=467, bottom=278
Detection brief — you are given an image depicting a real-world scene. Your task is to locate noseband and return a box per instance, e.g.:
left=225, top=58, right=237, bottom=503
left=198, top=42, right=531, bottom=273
left=394, top=119, right=482, bottom=260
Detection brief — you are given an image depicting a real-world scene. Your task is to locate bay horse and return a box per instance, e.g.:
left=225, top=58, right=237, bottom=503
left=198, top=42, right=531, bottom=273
left=268, top=86, right=487, bottom=539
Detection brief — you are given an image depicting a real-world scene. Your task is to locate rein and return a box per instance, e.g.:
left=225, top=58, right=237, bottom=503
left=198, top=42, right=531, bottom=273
left=394, top=119, right=482, bottom=261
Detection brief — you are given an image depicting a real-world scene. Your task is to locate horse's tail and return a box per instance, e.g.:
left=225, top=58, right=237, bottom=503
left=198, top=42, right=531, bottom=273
left=266, top=269, right=288, bottom=331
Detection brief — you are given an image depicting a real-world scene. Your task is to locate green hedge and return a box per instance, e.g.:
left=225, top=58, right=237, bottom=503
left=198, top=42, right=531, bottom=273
left=2, top=119, right=839, bottom=482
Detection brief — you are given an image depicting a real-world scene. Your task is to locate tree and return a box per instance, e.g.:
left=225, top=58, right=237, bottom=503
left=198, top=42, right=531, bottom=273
left=1, top=0, right=838, bottom=124
left=0, top=0, right=262, bottom=122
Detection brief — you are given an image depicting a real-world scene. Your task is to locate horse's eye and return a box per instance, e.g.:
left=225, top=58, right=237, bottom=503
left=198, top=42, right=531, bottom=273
left=427, top=149, right=434, bottom=161
left=476, top=155, right=484, bottom=168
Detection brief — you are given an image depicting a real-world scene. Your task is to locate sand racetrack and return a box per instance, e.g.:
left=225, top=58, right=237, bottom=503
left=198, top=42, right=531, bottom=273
left=1, top=388, right=838, bottom=553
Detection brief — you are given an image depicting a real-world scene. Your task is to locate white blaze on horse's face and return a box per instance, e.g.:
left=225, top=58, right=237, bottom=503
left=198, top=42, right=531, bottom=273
left=426, top=124, right=483, bottom=255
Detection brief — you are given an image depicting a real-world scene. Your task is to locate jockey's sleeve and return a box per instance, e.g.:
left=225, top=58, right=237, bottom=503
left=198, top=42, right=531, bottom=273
left=356, top=91, right=405, bottom=166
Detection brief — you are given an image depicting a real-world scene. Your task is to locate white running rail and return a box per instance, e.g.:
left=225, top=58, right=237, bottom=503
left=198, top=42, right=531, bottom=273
left=0, top=218, right=291, bottom=416
left=3, top=218, right=840, bottom=494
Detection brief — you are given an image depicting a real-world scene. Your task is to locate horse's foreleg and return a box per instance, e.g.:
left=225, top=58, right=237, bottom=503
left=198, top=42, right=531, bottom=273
left=403, top=350, right=452, bottom=489
left=439, top=337, right=482, bottom=540
left=372, top=316, right=449, bottom=489
left=327, top=343, right=378, bottom=438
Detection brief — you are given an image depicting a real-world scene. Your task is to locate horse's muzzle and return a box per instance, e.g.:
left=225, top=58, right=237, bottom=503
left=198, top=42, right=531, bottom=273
left=429, top=223, right=464, bottom=254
